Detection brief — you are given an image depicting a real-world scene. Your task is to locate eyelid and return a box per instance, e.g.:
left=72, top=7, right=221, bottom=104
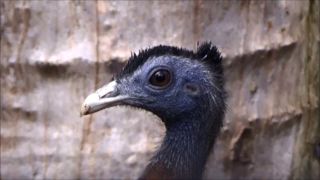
left=147, top=67, right=173, bottom=90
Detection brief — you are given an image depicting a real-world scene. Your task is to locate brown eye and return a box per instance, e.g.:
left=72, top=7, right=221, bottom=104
left=149, top=70, right=171, bottom=87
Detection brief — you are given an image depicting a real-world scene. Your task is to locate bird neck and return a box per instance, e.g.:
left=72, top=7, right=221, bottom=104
left=139, top=112, right=219, bottom=180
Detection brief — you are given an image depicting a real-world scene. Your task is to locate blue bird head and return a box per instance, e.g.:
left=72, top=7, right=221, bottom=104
left=81, top=42, right=227, bottom=128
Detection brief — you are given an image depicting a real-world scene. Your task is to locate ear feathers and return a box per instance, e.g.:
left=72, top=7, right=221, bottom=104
left=196, top=42, right=224, bottom=76
left=196, top=42, right=222, bottom=63
left=117, top=42, right=223, bottom=79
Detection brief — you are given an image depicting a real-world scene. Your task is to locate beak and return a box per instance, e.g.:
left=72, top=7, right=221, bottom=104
left=80, top=81, right=130, bottom=116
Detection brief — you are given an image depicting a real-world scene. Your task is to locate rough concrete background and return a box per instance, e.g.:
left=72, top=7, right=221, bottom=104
left=0, top=0, right=319, bottom=179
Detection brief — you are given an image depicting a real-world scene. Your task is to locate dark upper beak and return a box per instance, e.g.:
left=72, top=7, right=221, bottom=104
left=80, top=81, right=131, bottom=116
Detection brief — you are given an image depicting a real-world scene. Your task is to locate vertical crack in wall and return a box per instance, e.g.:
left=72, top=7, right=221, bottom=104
left=290, top=0, right=319, bottom=179
left=305, top=0, right=317, bottom=144
left=43, top=2, right=60, bottom=179
left=45, top=1, right=59, bottom=64
left=0, top=7, right=3, bottom=171
left=193, top=0, right=200, bottom=50
left=16, top=0, right=29, bottom=69
left=43, top=94, right=49, bottom=180
left=14, top=0, right=35, bottom=179
left=77, top=1, right=101, bottom=179
left=241, top=0, right=251, bottom=55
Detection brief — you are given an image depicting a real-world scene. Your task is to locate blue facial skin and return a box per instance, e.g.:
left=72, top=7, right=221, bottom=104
left=115, top=55, right=218, bottom=124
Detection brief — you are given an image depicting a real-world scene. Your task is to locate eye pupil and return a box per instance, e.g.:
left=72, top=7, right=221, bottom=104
left=155, top=72, right=166, bottom=83
left=149, top=70, right=171, bottom=87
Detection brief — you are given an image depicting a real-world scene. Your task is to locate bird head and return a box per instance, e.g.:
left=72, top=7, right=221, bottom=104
left=80, top=42, right=226, bottom=127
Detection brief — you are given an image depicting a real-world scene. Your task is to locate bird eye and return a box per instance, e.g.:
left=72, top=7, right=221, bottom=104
left=149, top=70, right=171, bottom=87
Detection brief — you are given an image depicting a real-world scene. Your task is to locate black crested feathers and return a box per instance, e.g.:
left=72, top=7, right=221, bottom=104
left=116, top=42, right=223, bottom=80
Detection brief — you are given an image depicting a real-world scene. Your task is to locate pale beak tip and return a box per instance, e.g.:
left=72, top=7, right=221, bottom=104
left=80, top=102, right=89, bottom=117
left=79, top=81, right=124, bottom=117
left=80, top=93, right=100, bottom=117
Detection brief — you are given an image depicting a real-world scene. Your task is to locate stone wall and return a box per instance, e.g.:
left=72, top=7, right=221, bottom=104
left=1, top=1, right=319, bottom=179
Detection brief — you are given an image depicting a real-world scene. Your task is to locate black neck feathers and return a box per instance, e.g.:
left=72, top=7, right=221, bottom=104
left=139, top=112, right=221, bottom=180
left=131, top=42, right=226, bottom=180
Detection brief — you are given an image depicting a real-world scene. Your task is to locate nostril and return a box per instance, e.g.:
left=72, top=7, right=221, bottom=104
left=101, top=92, right=111, bottom=99
left=101, top=90, right=119, bottom=99
left=95, top=81, right=118, bottom=98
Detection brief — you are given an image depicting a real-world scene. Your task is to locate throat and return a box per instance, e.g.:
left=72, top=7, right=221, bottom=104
left=139, top=116, right=218, bottom=179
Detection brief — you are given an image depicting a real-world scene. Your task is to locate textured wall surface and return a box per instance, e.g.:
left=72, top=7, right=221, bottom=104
left=1, top=1, right=319, bottom=179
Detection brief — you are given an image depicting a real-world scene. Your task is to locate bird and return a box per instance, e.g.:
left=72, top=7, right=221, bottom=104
left=80, top=42, right=227, bottom=180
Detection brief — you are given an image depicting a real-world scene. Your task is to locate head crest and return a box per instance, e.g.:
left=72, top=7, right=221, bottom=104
left=116, top=42, right=223, bottom=79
